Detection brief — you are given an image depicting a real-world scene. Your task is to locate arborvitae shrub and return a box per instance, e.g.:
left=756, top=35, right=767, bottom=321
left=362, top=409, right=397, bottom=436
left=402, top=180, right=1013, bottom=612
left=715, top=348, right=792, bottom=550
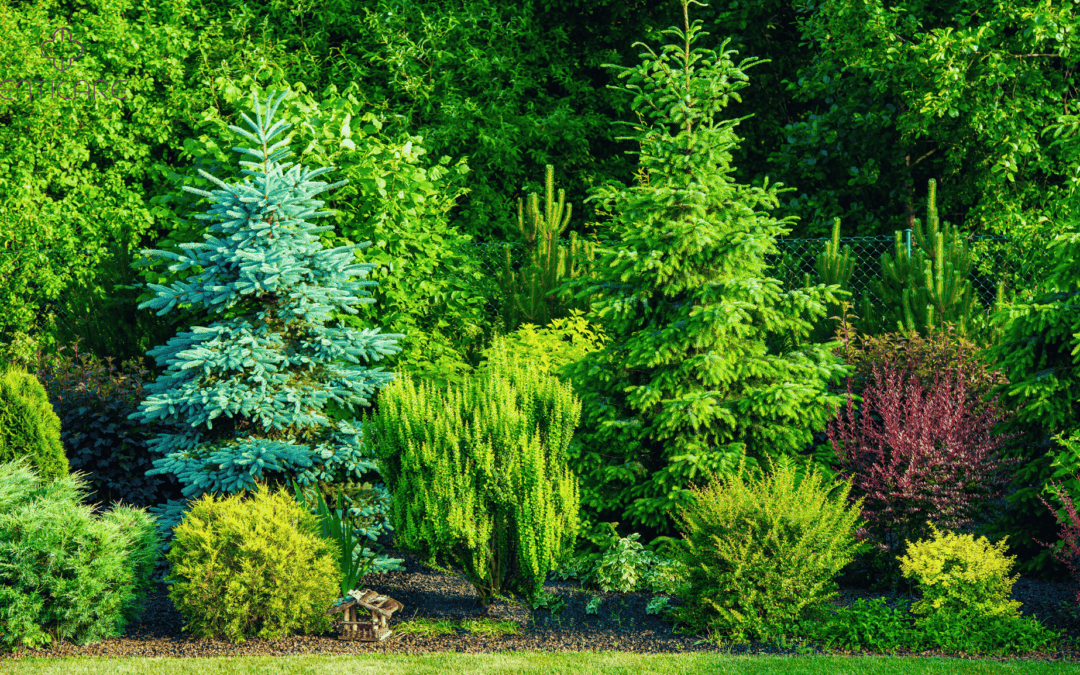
left=825, top=349, right=1024, bottom=590
left=366, top=333, right=582, bottom=606
left=0, top=364, right=68, bottom=485
left=663, top=451, right=869, bottom=646
left=163, top=481, right=342, bottom=644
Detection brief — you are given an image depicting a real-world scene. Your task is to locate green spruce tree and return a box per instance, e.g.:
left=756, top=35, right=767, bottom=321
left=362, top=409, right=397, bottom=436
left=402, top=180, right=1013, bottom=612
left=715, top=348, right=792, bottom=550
left=972, top=223, right=1080, bottom=582
left=555, top=0, right=856, bottom=551
left=127, top=89, right=406, bottom=579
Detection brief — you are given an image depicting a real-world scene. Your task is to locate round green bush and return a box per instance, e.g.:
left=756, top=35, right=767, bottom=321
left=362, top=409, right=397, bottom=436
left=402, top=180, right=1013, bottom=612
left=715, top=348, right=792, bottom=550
left=163, top=480, right=344, bottom=645
left=0, top=363, right=68, bottom=485
left=663, top=450, right=870, bottom=646
left=0, top=456, right=161, bottom=654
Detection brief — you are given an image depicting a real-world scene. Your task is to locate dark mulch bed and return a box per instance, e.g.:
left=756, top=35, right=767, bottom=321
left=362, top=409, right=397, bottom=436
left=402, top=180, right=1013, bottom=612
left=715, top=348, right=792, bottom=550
left=5, top=546, right=1080, bottom=663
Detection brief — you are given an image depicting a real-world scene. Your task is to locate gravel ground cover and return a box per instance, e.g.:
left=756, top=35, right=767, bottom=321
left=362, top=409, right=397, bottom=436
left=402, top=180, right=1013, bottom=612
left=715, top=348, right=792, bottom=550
left=5, top=545, right=1080, bottom=664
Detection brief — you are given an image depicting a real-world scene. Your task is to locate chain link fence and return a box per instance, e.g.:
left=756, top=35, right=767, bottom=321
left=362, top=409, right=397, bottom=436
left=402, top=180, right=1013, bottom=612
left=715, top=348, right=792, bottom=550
left=452, top=229, right=1047, bottom=325
left=0, top=228, right=1049, bottom=346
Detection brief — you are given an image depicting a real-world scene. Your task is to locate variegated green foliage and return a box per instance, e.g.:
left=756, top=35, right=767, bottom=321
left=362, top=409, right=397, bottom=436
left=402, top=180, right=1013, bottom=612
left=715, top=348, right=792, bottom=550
left=499, top=164, right=598, bottom=333
left=365, top=334, right=581, bottom=606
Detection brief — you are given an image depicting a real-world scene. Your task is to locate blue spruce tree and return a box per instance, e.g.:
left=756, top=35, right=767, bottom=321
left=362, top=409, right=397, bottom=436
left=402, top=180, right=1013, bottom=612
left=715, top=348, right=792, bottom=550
left=128, top=89, right=406, bottom=581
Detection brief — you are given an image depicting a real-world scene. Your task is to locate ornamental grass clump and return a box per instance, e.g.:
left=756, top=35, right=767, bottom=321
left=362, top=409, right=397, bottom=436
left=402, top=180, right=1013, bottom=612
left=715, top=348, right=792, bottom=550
left=365, top=332, right=582, bottom=607
left=660, top=450, right=869, bottom=646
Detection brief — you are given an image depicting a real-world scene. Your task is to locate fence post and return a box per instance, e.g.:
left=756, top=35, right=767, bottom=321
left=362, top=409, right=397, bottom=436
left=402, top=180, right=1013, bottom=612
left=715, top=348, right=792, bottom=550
left=904, top=228, right=912, bottom=258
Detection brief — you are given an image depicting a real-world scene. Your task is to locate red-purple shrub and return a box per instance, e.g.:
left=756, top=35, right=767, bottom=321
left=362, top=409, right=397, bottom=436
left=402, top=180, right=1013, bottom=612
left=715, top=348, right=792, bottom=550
left=826, top=355, right=1024, bottom=589
left=23, top=335, right=185, bottom=513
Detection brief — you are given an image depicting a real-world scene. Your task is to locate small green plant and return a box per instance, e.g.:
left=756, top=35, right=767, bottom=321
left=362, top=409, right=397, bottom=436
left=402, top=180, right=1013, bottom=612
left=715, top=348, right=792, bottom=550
left=591, top=532, right=655, bottom=592
left=792, top=595, right=1067, bottom=656
left=530, top=590, right=567, bottom=614
left=393, top=618, right=521, bottom=637
left=549, top=524, right=691, bottom=595
left=585, top=596, right=602, bottom=615
left=646, top=596, right=673, bottom=616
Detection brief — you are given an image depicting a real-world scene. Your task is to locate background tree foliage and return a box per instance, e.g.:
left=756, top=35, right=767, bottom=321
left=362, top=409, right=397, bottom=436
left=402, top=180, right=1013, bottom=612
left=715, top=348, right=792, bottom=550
left=1, top=0, right=1079, bottom=580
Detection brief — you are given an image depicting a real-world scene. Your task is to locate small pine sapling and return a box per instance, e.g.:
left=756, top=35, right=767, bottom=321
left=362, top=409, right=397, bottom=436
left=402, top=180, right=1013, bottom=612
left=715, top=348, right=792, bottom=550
left=499, top=164, right=598, bottom=333
left=127, top=89, right=406, bottom=580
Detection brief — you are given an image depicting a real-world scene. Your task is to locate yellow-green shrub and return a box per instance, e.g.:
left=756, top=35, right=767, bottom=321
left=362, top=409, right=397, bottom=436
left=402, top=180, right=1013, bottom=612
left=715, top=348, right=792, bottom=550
left=897, top=522, right=1023, bottom=619
left=663, top=451, right=870, bottom=645
left=163, top=482, right=343, bottom=645
left=367, top=333, right=582, bottom=607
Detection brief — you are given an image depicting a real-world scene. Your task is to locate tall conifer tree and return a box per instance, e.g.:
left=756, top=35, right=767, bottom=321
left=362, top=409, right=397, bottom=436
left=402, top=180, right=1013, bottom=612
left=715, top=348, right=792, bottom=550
left=127, top=89, right=405, bottom=577
left=557, top=0, right=856, bottom=549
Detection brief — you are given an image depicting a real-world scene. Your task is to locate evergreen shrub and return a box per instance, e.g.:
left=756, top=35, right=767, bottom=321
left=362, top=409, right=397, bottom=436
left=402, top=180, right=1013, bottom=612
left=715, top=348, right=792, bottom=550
left=366, top=333, right=582, bottom=606
left=163, top=481, right=342, bottom=644
left=0, top=364, right=68, bottom=485
left=662, top=450, right=870, bottom=646
left=0, top=456, right=161, bottom=655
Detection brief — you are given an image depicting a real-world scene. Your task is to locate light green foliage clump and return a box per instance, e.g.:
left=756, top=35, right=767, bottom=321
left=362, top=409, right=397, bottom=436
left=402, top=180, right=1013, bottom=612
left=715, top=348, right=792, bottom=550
left=163, top=481, right=343, bottom=645
left=897, top=523, right=1023, bottom=620
left=0, top=457, right=161, bottom=654
left=0, top=364, right=68, bottom=485
left=366, top=333, right=582, bottom=607
left=663, top=451, right=869, bottom=646
left=477, top=309, right=607, bottom=385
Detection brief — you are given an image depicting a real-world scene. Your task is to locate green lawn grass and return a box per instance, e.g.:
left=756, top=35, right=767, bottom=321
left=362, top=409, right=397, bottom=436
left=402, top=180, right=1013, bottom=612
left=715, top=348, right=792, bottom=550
left=6, top=651, right=1080, bottom=675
